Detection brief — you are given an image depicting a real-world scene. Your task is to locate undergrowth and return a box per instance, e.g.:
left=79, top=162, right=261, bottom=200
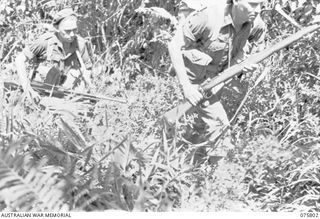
left=1, top=0, right=320, bottom=212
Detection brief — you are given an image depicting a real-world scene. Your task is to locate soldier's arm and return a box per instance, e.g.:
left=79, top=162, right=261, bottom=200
left=15, top=52, right=31, bottom=92
left=168, top=9, right=214, bottom=105
left=168, top=24, right=205, bottom=105
left=77, top=37, right=93, bottom=87
left=231, top=15, right=267, bottom=72
left=15, top=38, right=46, bottom=101
left=168, top=26, right=191, bottom=90
left=78, top=38, right=93, bottom=70
left=247, top=14, right=267, bottom=53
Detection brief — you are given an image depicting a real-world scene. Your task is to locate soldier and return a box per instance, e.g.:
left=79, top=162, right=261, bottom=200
left=168, top=0, right=266, bottom=159
left=15, top=8, right=93, bottom=102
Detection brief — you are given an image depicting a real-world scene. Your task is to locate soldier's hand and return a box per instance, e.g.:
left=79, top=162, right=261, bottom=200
left=242, top=63, right=259, bottom=74
left=183, top=83, right=203, bottom=106
left=27, top=88, right=41, bottom=104
left=82, top=70, right=93, bottom=88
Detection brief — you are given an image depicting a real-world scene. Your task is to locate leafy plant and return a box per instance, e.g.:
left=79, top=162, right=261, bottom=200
left=2, top=0, right=320, bottom=212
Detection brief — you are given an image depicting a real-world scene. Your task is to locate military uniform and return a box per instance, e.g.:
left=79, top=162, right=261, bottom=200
left=22, top=31, right=92, bottom=90
left=180, top=3, right=266, bottom=154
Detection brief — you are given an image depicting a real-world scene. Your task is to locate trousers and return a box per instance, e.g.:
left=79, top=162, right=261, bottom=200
left=33, top=65, right=85, bottom=91
left=182, top=51, right=248, bottom=157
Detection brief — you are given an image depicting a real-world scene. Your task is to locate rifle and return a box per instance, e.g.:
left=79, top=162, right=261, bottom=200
left=163, top=24, right=320, bottom=124
left=3, top=81, right=127, bottom=104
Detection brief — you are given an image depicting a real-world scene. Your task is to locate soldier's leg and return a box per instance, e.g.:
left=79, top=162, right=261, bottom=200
left=205, top=78, right=249, bottom=159
left=35, top=66, right=61, bottom=85
left=196, top=94, right=232, bottom=158
left=179, top=92, right=229, bottom=164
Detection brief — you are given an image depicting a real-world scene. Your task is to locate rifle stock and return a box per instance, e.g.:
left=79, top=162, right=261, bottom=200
left=164, top=24, right=320, bottom=124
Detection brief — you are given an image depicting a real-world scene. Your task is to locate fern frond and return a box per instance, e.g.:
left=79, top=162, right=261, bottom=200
left=0, top=147, right=69, bottom=211
left=71, top=182, right=114, bottom=211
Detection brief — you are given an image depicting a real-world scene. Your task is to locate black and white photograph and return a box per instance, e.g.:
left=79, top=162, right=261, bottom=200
left=0, top=0, right=320, bottom=215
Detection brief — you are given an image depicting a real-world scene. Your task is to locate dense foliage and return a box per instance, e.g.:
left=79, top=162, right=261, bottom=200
left=1, top=0, right=320, bottom=212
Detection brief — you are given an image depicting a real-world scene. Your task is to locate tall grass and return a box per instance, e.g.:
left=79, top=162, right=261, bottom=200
left=1, top=0, right=320, bottom=212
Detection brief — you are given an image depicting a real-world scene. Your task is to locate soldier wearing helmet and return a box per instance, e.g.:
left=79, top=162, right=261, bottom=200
left=15, top=8, right=93, bottom=102
left=168, top=0, right=266, bottom=160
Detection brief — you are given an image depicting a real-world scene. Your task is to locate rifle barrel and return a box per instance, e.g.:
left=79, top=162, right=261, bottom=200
left=202, top=24, right=320, bottom=91
left=3, top=81, right=127, bottom=103
left=164, top=24, right=320, bottom=124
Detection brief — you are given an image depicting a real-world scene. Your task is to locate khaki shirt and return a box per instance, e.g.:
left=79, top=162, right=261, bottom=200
left=181, top=3, right=266, bottom=83
left=23, top=32, right=92, bottom=77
